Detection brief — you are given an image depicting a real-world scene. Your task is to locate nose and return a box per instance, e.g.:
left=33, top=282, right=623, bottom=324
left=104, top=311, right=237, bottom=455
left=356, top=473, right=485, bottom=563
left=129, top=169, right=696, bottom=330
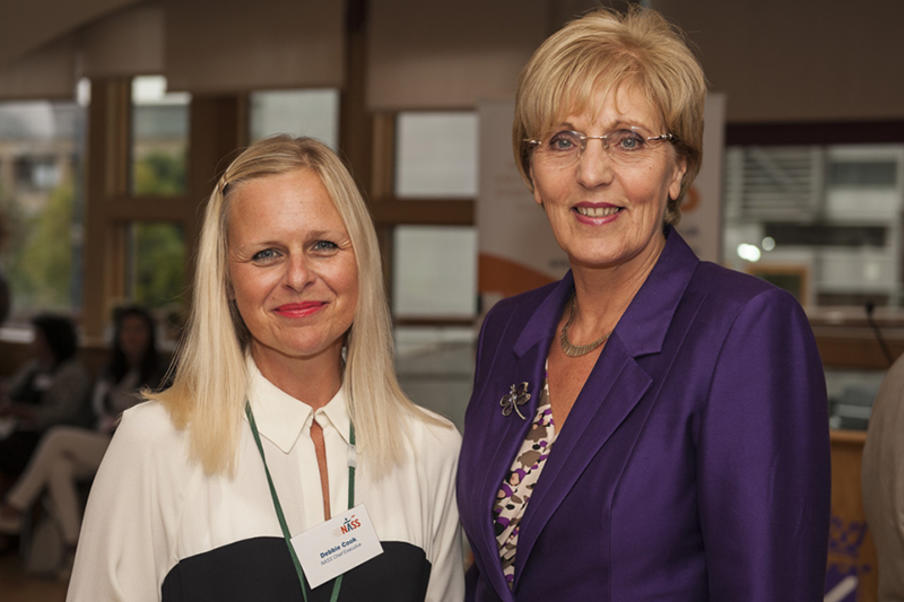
left=576, top=137, right=614, bottom=189
left=284, top=254, right=314, bottom=291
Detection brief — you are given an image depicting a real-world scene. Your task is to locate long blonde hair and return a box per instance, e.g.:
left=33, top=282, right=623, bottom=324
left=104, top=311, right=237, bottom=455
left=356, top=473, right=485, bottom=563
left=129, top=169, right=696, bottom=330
left=157, top=135, right=439, bottom=475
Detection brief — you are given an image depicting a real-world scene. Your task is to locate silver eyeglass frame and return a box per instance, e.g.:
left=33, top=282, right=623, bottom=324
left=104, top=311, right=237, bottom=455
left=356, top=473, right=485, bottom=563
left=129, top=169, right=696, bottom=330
left=524, top=129, right=677, bottom=153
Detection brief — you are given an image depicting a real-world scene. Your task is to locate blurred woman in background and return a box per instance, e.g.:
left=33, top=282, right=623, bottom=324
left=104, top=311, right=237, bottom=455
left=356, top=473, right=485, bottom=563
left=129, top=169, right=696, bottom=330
left=0, top=314, right=91, bottom=481
left=0, top=305, right=163, bottom=576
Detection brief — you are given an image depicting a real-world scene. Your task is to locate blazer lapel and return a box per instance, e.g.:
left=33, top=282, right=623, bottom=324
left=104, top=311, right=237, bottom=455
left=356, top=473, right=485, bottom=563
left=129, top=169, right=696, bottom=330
left=511, top=334, right=652, bottom=586
left=474, top=346, right=545, bottom=601
left=471, top=276, right=573, bottom=601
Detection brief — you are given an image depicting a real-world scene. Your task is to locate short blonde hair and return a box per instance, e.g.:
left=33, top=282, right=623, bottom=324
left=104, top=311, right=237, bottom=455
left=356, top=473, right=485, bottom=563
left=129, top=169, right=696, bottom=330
left=158, top=136, right=436, bottom=475
left=513, top=6, right=706, bottom=224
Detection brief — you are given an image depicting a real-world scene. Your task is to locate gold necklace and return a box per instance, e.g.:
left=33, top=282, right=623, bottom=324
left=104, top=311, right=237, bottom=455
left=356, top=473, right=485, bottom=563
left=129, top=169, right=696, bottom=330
left=559, top=295, right=609, bottom=357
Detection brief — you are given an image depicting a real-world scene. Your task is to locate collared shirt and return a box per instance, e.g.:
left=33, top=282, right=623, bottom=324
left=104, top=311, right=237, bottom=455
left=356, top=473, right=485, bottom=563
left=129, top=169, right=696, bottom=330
left=68, top=359, right=464, bottom=602
left=245, top=358, right=355, bottom=528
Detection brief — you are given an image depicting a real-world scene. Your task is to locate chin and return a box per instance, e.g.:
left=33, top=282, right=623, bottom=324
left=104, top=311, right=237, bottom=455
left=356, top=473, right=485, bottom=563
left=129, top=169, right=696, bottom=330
left=565, top=245, right=624, bottom=268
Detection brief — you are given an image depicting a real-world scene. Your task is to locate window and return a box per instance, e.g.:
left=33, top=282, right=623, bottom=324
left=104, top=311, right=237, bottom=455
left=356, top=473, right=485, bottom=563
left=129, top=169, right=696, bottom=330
left=126, top=221, right=186, bottom=311
left=722, top=144, right=904, bottom=308
left=131, top=76, right=189, bottom=196
left=382, top=112, right=480, bottom=425
left=0, top=100, right=86, bottom=322
left=392, top=225, right=477, bottom=318
left=250, top=89, right=339, bottom=148
left=15, top=155, right=62, bottom=191
left=385, top=112, right=479, bottom=320
left=394, top=112, right=478, bottom=198
left=394, top=324, right=475, bottom=429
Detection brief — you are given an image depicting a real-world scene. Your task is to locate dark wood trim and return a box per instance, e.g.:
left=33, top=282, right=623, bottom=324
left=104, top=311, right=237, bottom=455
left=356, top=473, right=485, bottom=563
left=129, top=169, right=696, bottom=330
left=370, top=112, right=396, bottom=202
left=393, top=316, right=477, bottom=327
left=814, top=327, right=903, bottom=370
left=377, top=225, right=394, bottom=311
left=370, top=199, right=474, bottom=225
left=726, top=120, right=904, bottom=146
left=186, top=94, right=246, bottom=292
left=830, top=429, right=867, bottom=444
left=82, top=78, right=131, bottom=338
left=103, top=196, right=192, bottom=220
left=339, top=0, right=373, bottom=195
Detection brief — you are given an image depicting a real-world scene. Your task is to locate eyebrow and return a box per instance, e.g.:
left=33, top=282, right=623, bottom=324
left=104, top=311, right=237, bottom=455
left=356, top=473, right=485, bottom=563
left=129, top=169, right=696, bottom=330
left=549, top=120, right=658, bottom=135
left=306, top=229, right=345, bottom=239
left=239, top=230, right=351, bottom=251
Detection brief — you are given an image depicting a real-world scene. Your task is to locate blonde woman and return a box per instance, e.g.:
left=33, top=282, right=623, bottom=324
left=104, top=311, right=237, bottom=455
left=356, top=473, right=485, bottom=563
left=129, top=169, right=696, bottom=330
left=67, top=136, right=463, bottom=601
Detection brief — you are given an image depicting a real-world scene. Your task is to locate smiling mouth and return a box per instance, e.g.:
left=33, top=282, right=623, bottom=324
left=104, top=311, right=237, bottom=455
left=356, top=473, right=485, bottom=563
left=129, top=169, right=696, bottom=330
left=275, top=302, right=326, bottom=317
left=574, top=206, right=621, bottom=217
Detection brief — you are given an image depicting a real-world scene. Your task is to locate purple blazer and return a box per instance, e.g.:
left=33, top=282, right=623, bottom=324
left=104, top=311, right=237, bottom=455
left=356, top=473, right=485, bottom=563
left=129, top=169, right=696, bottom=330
left=457, top=229, right=830, bottom=601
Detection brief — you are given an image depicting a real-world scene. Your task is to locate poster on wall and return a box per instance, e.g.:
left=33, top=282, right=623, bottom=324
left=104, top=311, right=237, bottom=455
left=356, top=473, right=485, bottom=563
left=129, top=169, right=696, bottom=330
left=477, top=93, right=727, bottom=314
left=675, top=92, right=726, bottom=263
left=476, top=101, right=567, bottom=315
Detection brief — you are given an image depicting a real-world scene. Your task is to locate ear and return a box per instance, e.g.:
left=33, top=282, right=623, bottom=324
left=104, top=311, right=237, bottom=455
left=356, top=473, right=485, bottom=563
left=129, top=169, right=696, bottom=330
left=668, top=155, right=688, bottom=201
left=529, top=164, right=544, bottom=207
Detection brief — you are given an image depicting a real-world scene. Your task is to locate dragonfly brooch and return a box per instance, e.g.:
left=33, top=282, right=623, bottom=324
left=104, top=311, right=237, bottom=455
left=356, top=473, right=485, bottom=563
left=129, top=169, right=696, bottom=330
left=500, top=382, right=531, bottom=420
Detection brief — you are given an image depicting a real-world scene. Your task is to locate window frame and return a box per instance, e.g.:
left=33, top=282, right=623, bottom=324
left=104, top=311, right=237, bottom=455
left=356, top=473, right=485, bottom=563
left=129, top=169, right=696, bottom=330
left=366, top=111, right=476, bottom=325
left=80, top=78, right=247, bottom=341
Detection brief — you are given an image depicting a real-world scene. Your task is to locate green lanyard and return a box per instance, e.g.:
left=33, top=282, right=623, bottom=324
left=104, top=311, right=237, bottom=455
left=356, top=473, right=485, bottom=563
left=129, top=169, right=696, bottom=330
left=245, top=401, right=356, bottom=602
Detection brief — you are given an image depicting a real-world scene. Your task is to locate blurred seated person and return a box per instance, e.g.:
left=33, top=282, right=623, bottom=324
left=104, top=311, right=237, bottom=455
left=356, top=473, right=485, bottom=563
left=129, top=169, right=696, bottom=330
left=0, top=212, right=8, bottom=325
left=0, top=267, right=9, bottom=325
left=0, top=314, right=91, bottom=480
left=0, top=306, right=164, bottom=572
left=90, top=305, right=166, bottom=432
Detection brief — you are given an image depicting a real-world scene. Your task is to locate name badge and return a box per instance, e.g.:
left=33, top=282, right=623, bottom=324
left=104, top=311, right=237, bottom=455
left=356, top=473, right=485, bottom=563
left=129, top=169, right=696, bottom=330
left=292, top=504, right=383, bottom=589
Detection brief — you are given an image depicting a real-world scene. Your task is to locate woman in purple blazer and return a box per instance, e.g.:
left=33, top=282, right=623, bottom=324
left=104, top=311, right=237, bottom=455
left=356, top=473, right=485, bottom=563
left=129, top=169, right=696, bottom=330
left=457, top=7, right=830, bottom=601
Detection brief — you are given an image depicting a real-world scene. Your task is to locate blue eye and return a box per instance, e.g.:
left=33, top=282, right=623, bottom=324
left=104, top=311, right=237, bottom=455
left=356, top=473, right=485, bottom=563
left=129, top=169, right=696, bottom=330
left=251, top=248, right=280, bottom=262
left=312, top=240, right=339, bottom=252
left=547, top=131, right=581, bottom=152
left=611, top=130, right=646, bottom=151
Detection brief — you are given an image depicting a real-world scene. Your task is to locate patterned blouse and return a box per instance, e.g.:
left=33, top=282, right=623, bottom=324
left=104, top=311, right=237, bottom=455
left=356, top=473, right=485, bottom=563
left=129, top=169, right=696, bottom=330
left=492, top=378, right=557, bottom=589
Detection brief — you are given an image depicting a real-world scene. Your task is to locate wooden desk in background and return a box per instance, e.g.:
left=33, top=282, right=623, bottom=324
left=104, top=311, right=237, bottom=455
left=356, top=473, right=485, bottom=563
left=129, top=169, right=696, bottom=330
left=828, top=429, right=877, bottom=602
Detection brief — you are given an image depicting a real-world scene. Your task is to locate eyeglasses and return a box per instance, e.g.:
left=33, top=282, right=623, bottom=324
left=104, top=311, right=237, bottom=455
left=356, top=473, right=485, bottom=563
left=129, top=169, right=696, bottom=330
left=525, top=127, right=676, bottom=167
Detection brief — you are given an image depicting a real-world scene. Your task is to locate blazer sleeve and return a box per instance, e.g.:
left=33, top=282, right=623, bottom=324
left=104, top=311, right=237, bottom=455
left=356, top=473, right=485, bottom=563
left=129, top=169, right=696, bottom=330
left=697, top=287, right=830, bottom=602
left=459, top=299, right=514, bottom=602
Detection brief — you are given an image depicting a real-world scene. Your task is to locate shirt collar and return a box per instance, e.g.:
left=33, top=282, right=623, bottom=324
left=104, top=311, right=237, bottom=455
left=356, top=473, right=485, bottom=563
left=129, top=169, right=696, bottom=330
left=245, top=356, right=352, bottom=453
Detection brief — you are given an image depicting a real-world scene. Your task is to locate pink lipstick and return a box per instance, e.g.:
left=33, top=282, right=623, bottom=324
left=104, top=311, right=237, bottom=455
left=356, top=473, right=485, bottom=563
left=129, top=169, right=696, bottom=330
left=274, top=301, right=326, bottom=318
